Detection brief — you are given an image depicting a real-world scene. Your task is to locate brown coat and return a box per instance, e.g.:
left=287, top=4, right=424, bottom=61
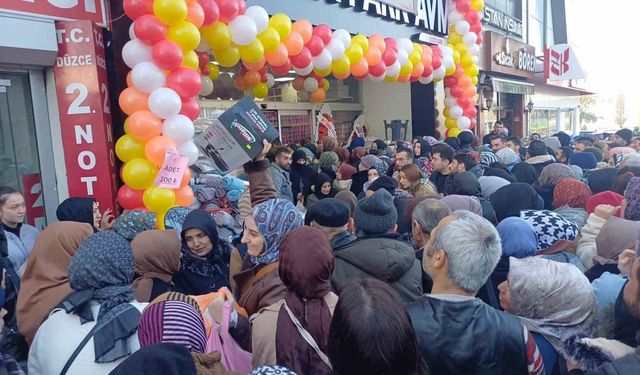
left=243, top=159, right=277, bottom=206
left=250, top=293, right=339, bottom=368
left=232, top=253, right=287, bottom=317
left=191, top=351, right=243, bottom=375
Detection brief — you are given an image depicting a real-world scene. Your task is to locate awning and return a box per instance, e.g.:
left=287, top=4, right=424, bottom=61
left=490, top=77, right=535, bottom=95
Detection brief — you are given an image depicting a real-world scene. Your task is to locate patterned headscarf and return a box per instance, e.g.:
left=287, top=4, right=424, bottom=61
left=164, top=207, right=191, bottom=234
left=624, top=177, right=640, bottom=221
left=113, top=210, right=157, bottom=241
left=149, top=292, right=201, bottom=310
left=538, top=163, right=577, bottom=186
left=138, top=299, right=207, bottom=353
left=480, top=151, right=499, bottom=168
left=553, top=179, right=593, bottom=209
left=520, top=210, right=579, bottom=252
left=318, top=151, right=339, bottom=172
left=496, top=147, right=520, bottom=166
left=64, top=231, right=139, bottom=362
left=251, top=199, right=303, bottom=265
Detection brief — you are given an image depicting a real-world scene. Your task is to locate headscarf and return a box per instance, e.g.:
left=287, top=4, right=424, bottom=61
left=131, top=230, right=181, bottom=303
left=321, top=137, right=339, bottom=153
left=318, top=151, right=339, bottom=172
left=372, top=139, right=387, bottom=152
left=312, top=173, right=337, bottom=200
left=299, top=147, right=316, bottom=161
left=594, top=217, right=640, bottom=265
left=588, top=168, right=618, bottom=194
left=496, top=147, right=519, bottom=166
left=451, top=171, right=481, bottom=197
left=276, top=227, right=334, bottom=375
left=508, top=257, right=597, bottom=354
left=292, top=149, right=307, bottom=164
left=543, top=136, right=562, bottom=151
left=303, top=144, right=318, bottom=157
left=349, top=147, right=367, bottom=166
left=478, top=176, right=511, bottom=199
left=149, top=291, right=201, bottom=310
left=538, top=163, right=577, bottom=186
left=519, top=210, right=579, bottom=253
left=480, top=151, right=499, bottom=168
left=338, top=163, right=356, bottom=180
left=113, top=210, right=157, bottom=241
left=360, top=154, right=381, bottom=170
left=349, top=137, right=365, bottom=150
left=62, top=231, right=139, bottom=363
left=586, top=191, right=624, bottom=217
left=496, top=217, right=538, bottom=257
left=570, top=152, right=597, bottom=170
left=490, top=183, right=543, bottom=222
left=16, top=222, right=93, bottom=344
left=512, top=163, right=538, bottom=185
left=109, top=343, right=199, bottom=375
left=413, top=139, right=431, bottom=158
left=335, top=148, right=350, bottom=163
left=553, top=179, right=593, bottom=209
left=164, top=207, right=190, bottom=234
left=138, top=299, right=207, bottom=353
left=625, top=177, right=640, bottom=218
left=56, top=197, right=95, bottom=227
left=251, top=199, right=303, bottom=266
left=335, top=191, right=358, bottom=217
left=440, top=195, right=483, bottom=216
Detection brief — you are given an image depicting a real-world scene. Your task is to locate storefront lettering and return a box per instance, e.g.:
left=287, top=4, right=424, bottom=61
left=495, top=51, right=514, bottom=67
left=494, top=50, right=535, bottom=72
left=56, top=54, right=93, bottom=67
left=482, top=6, right=522, bottom=37
left=18, top=0, right=98, bottom=12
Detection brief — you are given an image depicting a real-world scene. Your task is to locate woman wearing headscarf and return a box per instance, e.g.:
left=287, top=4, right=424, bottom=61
left=490, top=183, right=544, bottom=223
left=586, top=192, right=624, bottom=218
left=305, top=173, right=337, bottom=209
left=348, top=136, right=365, bottom=152
left=478, top=175, right=511, bottom=199
left=251, top=227, right=336, bottom=374
left=371, top=140, right=387, bottom=156
left=397, top=164, right=438, bottom=199
left=512, top=162, right=538, bottom=185
left=449, top=171, right=497, bottom=223
left=321, top=137, right=339, bottom=154
left=289, top=149, right=316, bottom=204
left=622, top=177, right=640, bottom=221
left=318, top=151, right=339, bottom=182
left=439, top=195, right=483, bottom=216
left=28, top=231, right=145, bottom=374
left=553, top=179, right=593, bottom=229
left=413, top=138, right=433, bottom=177
left=131, top=230, right=181, bottom=303
left=172, top=210, right=231, bottom=296
left=535, top=163, right=578, bottom=210
left=16, top=222, right=93, bottom=345
left=336, top=162, right=356, bottom=192
left=480, top=150, right=499, bottom=169
left=496, top=147, right=520, bottom=170
left=56, top=197, right=112, bottom=231
left=499, top=257, right=599, bottom=374
left=588, top=168, right=618, bottom=194
left=349, top=153, right=375, bottom=196
left=113, top=210, right=157, bottom=241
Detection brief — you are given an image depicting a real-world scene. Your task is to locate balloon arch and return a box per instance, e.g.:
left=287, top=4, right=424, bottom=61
left=115, top=0, right=484, bottom=226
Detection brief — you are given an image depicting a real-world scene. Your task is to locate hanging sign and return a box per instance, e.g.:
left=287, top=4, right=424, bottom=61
left=154, top=151, right=189, bottom=189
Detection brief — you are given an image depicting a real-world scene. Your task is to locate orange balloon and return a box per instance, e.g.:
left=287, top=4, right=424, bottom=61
left=265, top=44, right=289, bottom=66
left=243, top=58, right=266, bottom=71
left=128, top=110, right=163, bottom=141
left=364, top=47, right=382, bottom=66
left=368, top=34, right=385, bottom=51
left=244, top=70, right=262, bottom=86
left=292, top=77, right=304, bottom=91
left=174, top=185, right=194, bottom=206
left=145, top=136, right=177, bottom=166
left=186, top=1, right=204, bottom=28
left=411, top=62, right=425, bottom=77
left=119, top=87, right=149, bottom=116
left=126, top=71, right=134, bottom=87
left=235, top=75, right=247, bottom=90
left=398, top=74, right=410, bottom=83
left=292, top=19, right=312, bottom=44
left=283, top=32, right=304, bottom=56
left=310, top=88, right=326, bottom=103
left=333, top=71, right=351, bottom=80
left=181, top=168, right=192, bottom=187
left=351, top=58, right=368, bottom=76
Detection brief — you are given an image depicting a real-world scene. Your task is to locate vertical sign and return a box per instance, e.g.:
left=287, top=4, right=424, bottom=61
left=21, top=173, right=46, bottom=230
left=53, top=20, right=117, bottom=213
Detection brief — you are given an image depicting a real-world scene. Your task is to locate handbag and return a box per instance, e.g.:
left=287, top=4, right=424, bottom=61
left=204, top=301, right=252, bottom=373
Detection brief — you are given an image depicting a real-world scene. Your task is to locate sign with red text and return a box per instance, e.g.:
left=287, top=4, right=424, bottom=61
left=53, top=20, right=117, bottom=213
left=154, top=150, right=188, bottom=189
left=21, top=173, right=46, bottom=230
left=0, top=0, right=108, bottom=27
left=545, top=44, right=586, bottom=81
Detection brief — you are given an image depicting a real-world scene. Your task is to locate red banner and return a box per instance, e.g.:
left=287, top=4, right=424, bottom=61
left=0, top=0, right=108, bottom=27
left=21, top=173, right=46, bottom=230
left=53, top=20, right=117, bottom=214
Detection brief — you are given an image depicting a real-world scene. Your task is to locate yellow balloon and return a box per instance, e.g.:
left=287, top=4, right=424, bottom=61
left=252, top=82, right=269, bottom=98
left=352, top=35, right=369, bottom=52
left=322, top=78, right=330, bottom=91
left=239, top=40, right=265, bottom=64
left=461, top=53, right=475, bottom=69
left=443, top=107, right=450, bottom=118
left=445, top=118, right=458, bottom=129
left=445, top=65, right=456, bottom=76
left=345, top=43, right=364, bottom=65
left=412, top=43, right=423, bottom=55
left=448, top=128, right=462, bottom=137
left=124, top=118, right=130, bottom=134
left=167, top=21, right=201, bottom=51
left=153, top=0, right=187, bottom=26
left=207, top=62, right=219, bottom=80
left=471, top=0, right=484, bottom=11
left=453, top=50, right=461, bottom=65
left=115, top=134, right=145, bottom=163
left=409, top=52, right=421, bottom=66
left=269, top=13, right=292, bottom=40
left=143, top=186, right=176, bottom=213
left=448, top=32, right=462, bottom=45
left=181, top=50, right=199, bottom=69
left=201, top=22, right=231, bottom=51
left=471, top=76, right=478, bottom=85
left=331, top=55, right=350, bottom=75
left=467, top=65, right=479, bottom=77
left=455, top=43, right=468, bottom=55
left=314, top=67, right=332, bottom=77
left=384, top=75, right=398, bottom=83
left=400, top=62, right=413, bottom=76
left=123, top=158, right=158, bottom=190
left=214, top=46, right=240, bottom=67
left=257, top=27, right=281, bottom=53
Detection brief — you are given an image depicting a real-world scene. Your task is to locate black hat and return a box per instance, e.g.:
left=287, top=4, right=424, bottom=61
left=528, top=140, right=548, bottom=157
left=354, top=189, right=397, bottom=235
left=554, top=131, right=571, bottom=147
left=615, top=128, right=633, bottom=145
left=368, top=176, right=398, bottom=195
left=307, top=198, right=350, bottom=227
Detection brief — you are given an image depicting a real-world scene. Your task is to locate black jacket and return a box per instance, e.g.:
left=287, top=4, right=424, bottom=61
left=350, top=170, right=369, bottom=196
left=429, top=171, right=450, bottom=194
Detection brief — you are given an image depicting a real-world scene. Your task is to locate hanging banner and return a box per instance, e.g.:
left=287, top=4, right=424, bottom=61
left=545, top=44, right=586, bottom=81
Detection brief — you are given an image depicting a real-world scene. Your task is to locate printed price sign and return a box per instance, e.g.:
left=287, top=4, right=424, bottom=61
left=154, top=150, right=189, bottom=188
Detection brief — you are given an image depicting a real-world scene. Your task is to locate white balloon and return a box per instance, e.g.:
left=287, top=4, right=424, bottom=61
left=457, top=117, right=471, bottom=130
left=200, top=76, right=214, bottom=96
left=266, top=73, right=275, bottom=88
left=244, top=6, right=269, bottom=33
left=178, top=141, right=200, bottom=166
left=433, top=66, right=446, bottom=80
left=448, top=10, right=464, bottom=23
left=312, top=49, right=332, bottom=70
left=397, top=49, right=409, bottom=65
left=149, top=88, right=182, bottom=119
left=228, top=15, right=258, bottom=46
left=369, top=73, right=385, bottom=82
left=419, top=75, right=433, bottom=84
left=122, top=39, right=152, bottom=69
left=163, top=114, right=195, bottom=143
left=386, top=61, right=401, bottom=77
left=129, top=22, right=137, bottom=40
left=399, top=38, right=414, bottom=54
left=326, top=39, right=346, bottom=60
left=294, top=64, right=313, bottom=76
left=195, top=39, right=210, bottom=52
left=132, top=61, right=166, bottom=93
left=469, top=44, right=480, bottom=56
left=456, top=20, right=471, bottom=34
left=441, top=45, right=454, bottom=57
left=463, top=32, right=478, bottom=46
left=444, top=96, right=457, bottom=107
left=332, top=29, right=352, bottom=49
left=303, top=77, right=319, bottom=92
left=450, top=105, right=463, bottom=119
left=442, top=56, right=455, bottom=70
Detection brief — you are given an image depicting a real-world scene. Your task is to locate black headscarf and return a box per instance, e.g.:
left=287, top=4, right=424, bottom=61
left=452, top=172, right=482, bottom=197
left=413, top=139, right=431, bottom=158
left=490, top=183, right=544, bottom=222
left=290, top=151, right=316, bottom=200
left=110, top=343, right=197, bottom=375
left=444, top=137, right=460, bottom=150
left=304, top=143, right=318, bottom=157
left=172, top=210, right=230, bottom=295
left=483, top=166, right=517, bottom=183
left=588, top=168, right=618, bottom=194
left=512, top=163, right=538, bottom=185
left=313, top=173, right=337, bottom=200
left=0, top=221, right=7, bottom=258
left=56, top=197, right=95, bottom=227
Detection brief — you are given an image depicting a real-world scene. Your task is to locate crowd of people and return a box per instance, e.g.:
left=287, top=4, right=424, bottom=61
left=1, top=124, right=640, bottom=374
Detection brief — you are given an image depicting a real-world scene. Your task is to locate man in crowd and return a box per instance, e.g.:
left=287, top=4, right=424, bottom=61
left=610, top=128, right=633, bottom=147
left=574, top=139, right=593, bottom=153
left=411, top=199, right=451, bottom=293
left=270, top=146, right=293, bottom=202
left=408, top=211, right=545, bottom=375
left=308, top=198, right=357, bottom=250
left=448, top=152, right=482, bottom=179
left=482, top=120, right=504, bottom=145
left=506, top=136, right=524, bottom=159
left=490, top=135, right=506, bottom=153
left=429, top=144, right=454, bottom=194
left=391, top=148, right=414, bottom=178
left=556, top=146, right=573, bottom=165
left=526, top=140, right=555, bottom=176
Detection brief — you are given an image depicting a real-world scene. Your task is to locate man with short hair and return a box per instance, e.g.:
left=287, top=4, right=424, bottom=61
left=482, top=120, right=504, bottom=145
left=390, top=149, right=414, bottom=178
left=526, top=140, right=555, bottom=176
left=308, top=198, right=356, bottom=249
left=490, top=134, right=506, bottom=153
left=411, top=199, right=451, bottom=293
left=270, top=146, right=294, bottom=202
left=429, top=144, right=454, bottom=194
left=408, top=211, right=544, bottom=375
left=574, top=139, right=593, bottom=152
left=506, top=136, right=525, bottom=160
left=610, top=128, right=633, bottom=147
left=556, top=146, right=573, bottom=164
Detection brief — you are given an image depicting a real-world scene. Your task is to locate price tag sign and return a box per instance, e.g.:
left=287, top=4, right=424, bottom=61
left=154, top=150, right=189, bottom=189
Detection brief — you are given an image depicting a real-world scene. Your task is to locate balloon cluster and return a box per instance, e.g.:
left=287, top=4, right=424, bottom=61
left=442, top=0, right=484, bottom=138
left=117, top=0, right=203, bottom=225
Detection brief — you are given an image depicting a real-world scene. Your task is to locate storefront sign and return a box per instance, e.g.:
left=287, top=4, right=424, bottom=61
left=53, top=20, right=117, bottom=213
left=482, top=5, right=522, bottom=38
left=484, top=31, right=536, bottom=79
left=21, top=173, right=46, bottom=230
left=0, top=0, right=108, bottom=27
left=545, top=44, right=586, bottom=81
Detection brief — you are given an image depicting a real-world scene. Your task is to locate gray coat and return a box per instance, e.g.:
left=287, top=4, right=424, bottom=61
left=270, top=163, right=293, bottom=202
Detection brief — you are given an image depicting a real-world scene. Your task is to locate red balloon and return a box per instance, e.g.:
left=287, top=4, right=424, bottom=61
left=443, top=76, right=457, bottom=87
left=166, top=68, right=202, bottom=98
left=369, top=61, right=386, bottom=77
left=180, top=97, right=201, bottom=121
left=464, top=106, right=477, bottom=118
left=470, top=118, right=477, bottom=130
left=430, top=45, right=442, bottom=57
left=117, top=185, right=144, bottom=210
left=381, top=49, right=397, bottom=66
left=124, top=0, right=153, bottom=20
left=197, top=51, right=209, bottom=67
left=456, top=0, right=471, bottom=12
left=236, top=0, right=246, bottom=13
left=152, top=40, right=184, bottom=71
left=465, top=11, right=480, bottom=24
left=384, top=37, right=398, bottom=52
left=198, top=0, right=220, bottom=26
left=201, top=67, right=211, bottom=76
left=312, top=24, right=332, bottom=45
left=290, top=47, right=312, bottom=68
left=422, top=66, right=433, bottom=77
left=134, top=15, right=167, bottom=45
left=431, top=55, right=442, bottom=70
left=450, top=85, right=464, bottom=98
left=271, top=61, right=292, bottom=76
left=216, top=0, right=239, bottom=23
left=470, top=23, right=482, bottom=34
left=476, top=33, right=483, bottom=45
left=458, top=96, right=472, bottom=108
left=306, top=35, right=325, bottom=57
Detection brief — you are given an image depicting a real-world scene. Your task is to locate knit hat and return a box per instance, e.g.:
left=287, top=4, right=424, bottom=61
left=318, top=151, right=339, bottom=171
left=615, top=128, right=633, bottom=145
left=360, top=154, right=381, bottom=170
left=569, top=152, right=597, bottom=170
left=520, top=210, right=579, bottom=253
left=292, top=149, right=308, bottom=163
left=457, top=130, right=474, bottom=146
left=543, top=136, right=562, bottom=151
left=367, top=176, right=398, bottom=195
left=307, top=198, right=350, bottom=227
left=354, top=189, right=397, bottom=235
left=528, top=140, right=548, bottom=157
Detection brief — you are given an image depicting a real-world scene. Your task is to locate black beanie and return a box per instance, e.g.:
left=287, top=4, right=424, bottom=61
left=615, top=128, right=633, bottom=145
left=368, top=176, right=398, bottom=195
left=354, top=189, right=397, bottom=235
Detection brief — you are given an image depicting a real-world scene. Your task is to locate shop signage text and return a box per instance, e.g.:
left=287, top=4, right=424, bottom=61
left=482, top=6, right=522, bottom=37
left=53, top=20, right=117, bottom=213
left=22, top=173, right=46, bottom=230
left=483, top=31, right=536, bottom=79
left=329, top=0, right=449, bottom=35
left=0, top=0, right=107, bottom=26
left=494, top=50, right=535, bottom=72
left=545, top=44, right=586, bottom=81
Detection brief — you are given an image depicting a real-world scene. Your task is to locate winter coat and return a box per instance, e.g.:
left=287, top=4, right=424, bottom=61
left=4, top=224, right=38, bottom=274
left=231, top=255, right=287, bottom=318
left=270, top=163, right=293, bottom=202
left=577, top=214, right=607, bottom=269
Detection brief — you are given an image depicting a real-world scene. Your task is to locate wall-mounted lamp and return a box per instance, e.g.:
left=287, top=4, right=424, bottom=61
left=524, top=100, right=534, bottom=113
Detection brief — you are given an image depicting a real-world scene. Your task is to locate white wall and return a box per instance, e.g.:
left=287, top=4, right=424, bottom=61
left=362, top=80, right=412, bottom=141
